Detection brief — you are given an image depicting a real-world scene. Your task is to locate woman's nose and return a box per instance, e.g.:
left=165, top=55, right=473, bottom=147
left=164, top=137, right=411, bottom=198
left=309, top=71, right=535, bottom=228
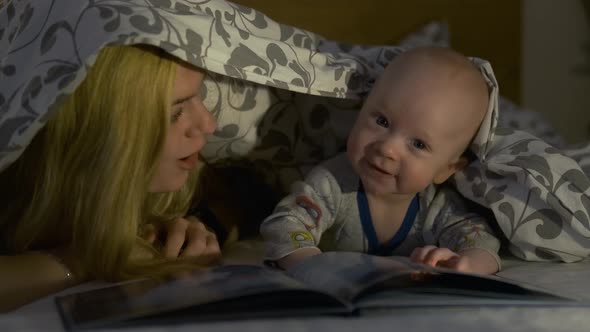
left=186, top=101, right=217, bottom=137
left=198, top=104, right=217, bottom=135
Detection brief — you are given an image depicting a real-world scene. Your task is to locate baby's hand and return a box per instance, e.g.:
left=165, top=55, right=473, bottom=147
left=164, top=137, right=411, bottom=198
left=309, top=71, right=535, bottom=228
left=276, top=247, right=322, bottom=270
left=410, top=245, right=470, bottom=272
left=410, top=245, right=499, bottom=274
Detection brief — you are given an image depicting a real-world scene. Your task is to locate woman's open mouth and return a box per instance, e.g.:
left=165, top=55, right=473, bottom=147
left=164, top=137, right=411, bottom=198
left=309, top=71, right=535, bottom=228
left=178, top=153, right=198, bottom=170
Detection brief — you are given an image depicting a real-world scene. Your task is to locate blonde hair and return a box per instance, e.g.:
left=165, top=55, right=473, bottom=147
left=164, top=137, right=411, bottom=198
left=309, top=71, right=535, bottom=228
left=0, top=45, right=203, bottom=281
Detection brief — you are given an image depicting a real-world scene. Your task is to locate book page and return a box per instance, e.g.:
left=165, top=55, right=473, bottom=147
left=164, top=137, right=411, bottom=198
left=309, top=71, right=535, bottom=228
left=285, top=252, right=575, bottom=306
left=354, top=289, right=582, bottom=311
left=286, top=251, right=419, bottom=301
left=56, top=264, right=351, bottom=330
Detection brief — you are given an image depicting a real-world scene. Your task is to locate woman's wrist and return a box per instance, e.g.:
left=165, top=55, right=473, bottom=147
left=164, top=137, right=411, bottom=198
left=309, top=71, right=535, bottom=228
left=44, top=250, right=76, bottom=286
left=34, top=248, right=85, bottom=286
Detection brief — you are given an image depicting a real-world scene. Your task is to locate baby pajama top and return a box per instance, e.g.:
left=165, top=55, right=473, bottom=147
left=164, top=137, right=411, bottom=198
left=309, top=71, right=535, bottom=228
left=260, top=153, right=501, bottom=268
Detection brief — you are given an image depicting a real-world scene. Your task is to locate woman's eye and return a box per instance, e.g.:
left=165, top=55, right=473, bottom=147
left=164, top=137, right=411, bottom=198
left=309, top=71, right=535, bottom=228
left=375, top=115, right=388, bottom=128
left=171, top=108, right=184, bottom=123
left=412, top=139, right=427, bottom=150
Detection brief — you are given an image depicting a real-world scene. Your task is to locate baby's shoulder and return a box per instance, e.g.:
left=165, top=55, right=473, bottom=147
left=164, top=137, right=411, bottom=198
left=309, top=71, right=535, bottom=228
left=419, top=183, right=465, bottom=212
left=422, top=183, right=488, bottom=220
left=305, top=153, right=359, bottom=193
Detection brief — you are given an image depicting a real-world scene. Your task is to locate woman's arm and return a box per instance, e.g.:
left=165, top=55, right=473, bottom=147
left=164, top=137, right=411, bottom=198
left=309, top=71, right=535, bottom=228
left=0, top=251, right=80, bottom=312
left=0, top=215, right=222, bottom=312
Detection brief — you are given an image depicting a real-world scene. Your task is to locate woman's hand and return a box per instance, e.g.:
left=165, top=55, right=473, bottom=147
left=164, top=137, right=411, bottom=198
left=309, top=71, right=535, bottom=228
left=143, top=216, right=221, bottom=263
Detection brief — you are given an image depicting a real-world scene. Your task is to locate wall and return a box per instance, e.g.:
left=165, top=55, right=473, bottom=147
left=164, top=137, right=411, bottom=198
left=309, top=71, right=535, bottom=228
left=522, top=0, right=590, bottom=143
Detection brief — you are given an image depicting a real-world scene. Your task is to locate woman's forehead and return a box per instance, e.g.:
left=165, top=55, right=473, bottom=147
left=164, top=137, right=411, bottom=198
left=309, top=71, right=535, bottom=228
left=174, top=65, right=205, bottom=94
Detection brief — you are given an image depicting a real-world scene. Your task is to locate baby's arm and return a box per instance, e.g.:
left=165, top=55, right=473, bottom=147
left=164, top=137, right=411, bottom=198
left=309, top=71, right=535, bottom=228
left=411, top=187, right=501, bottom=275
left=276, top=247, right=322, bottom=270
left=260, top=166, right=341, bottom=270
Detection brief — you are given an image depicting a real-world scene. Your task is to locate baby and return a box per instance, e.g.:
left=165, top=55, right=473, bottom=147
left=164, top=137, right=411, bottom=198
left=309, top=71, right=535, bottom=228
left=260, top=47, right=501, bottom=274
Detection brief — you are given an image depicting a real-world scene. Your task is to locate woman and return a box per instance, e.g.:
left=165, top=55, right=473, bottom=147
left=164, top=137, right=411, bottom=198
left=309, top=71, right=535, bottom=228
left=0, top=45, right=220, bottom=311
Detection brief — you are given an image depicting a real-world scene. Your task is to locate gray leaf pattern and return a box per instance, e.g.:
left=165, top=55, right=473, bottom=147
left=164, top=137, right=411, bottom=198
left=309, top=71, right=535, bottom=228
left=22, top=75, right=42, bottom=101
left=512, top=155, right=554, bottom=190
left=6, top=2, right=15, bottom=23
left=525, top=209, right=563, bottom=239
left=573, top=210, right=590, bottom=234
left=129, top=9, right=164, bottom=34
left=0, top=116, right=34, bottom=148
left=215, top=124, right=239, bottom=138
left=44, top=64, right=78, bottom=90
left=41, top=21, right=73, bottom=55
left=484, top=185, right=506, bottom=205
left=17, top=3, right=34, bottom=34
left=456, top=129, right=590, bottom=261
left=228, top=44, right=269, bottom=74
left=559, top=169, right=590, bottom=193
left=211, top=9, right=231, bottom=46
left=288, top=60, right=310, bottom=87
left=582, top=195, right=590, bottom=228
left=1, top=64, right=15, bottom=76
left=266, top=44, right=288, bottom=68
left=498, top=202, right=515, bottom=235
left=472, top=182, right=487, bottom=198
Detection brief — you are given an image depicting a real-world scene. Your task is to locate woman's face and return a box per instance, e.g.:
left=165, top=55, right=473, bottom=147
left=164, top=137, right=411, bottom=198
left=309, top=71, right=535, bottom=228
left=149, top=64, right=216, bottom=192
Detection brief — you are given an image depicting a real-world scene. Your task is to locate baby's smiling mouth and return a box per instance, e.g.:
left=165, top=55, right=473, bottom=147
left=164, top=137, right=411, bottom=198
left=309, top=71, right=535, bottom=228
left=367, top=161, right=392, bottom=176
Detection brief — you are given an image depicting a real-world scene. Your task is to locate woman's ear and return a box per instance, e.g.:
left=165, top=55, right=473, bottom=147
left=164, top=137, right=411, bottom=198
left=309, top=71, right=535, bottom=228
left=433, top=156, right=470, bottom=185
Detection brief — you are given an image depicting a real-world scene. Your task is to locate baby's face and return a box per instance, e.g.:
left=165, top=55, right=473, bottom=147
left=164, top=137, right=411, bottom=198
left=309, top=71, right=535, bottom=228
left=346, top=58, right=487, bottom=198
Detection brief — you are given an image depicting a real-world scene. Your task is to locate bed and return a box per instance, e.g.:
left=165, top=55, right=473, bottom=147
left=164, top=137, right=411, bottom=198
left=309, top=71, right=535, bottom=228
left=3, top=248, right=590, bottom=331
left=1, top=0, right=590, bottom=330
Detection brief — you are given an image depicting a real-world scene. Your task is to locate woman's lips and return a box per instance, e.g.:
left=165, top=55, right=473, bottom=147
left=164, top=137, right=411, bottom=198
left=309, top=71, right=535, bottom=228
left=178, top=153, right=198, bottom=170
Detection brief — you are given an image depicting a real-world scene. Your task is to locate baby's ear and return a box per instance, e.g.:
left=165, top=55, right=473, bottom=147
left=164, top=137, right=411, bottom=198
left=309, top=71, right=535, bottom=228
left=433, top=156, right=470, bottom=185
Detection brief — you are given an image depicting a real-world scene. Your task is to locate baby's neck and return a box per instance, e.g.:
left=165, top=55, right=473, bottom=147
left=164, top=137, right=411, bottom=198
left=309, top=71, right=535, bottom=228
left=364, top=192, right=417, bottom=245
left=365, top=191, right=415, bottom=207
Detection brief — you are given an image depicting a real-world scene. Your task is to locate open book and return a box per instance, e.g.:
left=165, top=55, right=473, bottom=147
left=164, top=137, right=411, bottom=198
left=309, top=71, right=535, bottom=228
left=56, top=252, right=577, bottom=331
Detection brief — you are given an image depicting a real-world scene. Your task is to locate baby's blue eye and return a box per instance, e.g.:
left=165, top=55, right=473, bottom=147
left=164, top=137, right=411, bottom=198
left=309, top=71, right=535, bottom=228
left=171, top=108, right=184, bottom=123
left=412, top=139, right=427, bottom=150
left=375, top=115, right=388, bottom=128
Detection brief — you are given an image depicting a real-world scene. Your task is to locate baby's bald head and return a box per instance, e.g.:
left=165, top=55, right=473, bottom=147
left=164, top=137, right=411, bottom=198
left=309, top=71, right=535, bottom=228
left=374, top=47, right=490, bottom=158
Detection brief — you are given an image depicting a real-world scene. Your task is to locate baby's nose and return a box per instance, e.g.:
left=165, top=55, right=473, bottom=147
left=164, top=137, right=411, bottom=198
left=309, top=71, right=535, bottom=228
left=377, top=137, right=402, bottom=160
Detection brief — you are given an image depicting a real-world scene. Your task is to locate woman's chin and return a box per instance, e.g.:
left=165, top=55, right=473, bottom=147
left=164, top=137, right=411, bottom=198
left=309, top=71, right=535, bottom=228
left=148, top=174, right=188, bottom=193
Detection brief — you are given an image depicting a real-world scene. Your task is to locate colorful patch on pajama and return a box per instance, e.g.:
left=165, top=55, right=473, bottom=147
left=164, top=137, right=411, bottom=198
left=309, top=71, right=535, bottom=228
left=295, top=195, right=322, bottom=231
left=290, top=231, right=314, bottom=248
